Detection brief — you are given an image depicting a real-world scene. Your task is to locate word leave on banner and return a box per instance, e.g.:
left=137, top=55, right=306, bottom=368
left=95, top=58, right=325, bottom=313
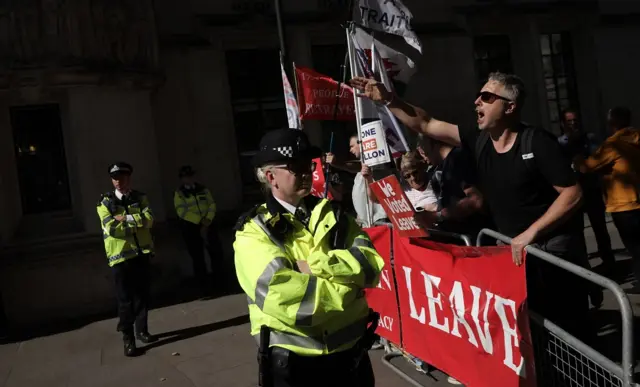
left=369, top=175, right=427, bottom=238
left=360, top=120, right=391, bottom=167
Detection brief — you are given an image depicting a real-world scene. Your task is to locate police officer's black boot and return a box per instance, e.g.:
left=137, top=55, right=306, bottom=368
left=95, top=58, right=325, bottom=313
left=136, top=331, right=157, bottom=344
left=123, top=333, right=137, bottom=357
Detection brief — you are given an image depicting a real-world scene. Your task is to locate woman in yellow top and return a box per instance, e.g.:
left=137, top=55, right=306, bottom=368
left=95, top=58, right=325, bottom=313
left=574, top=107, right=640, bottom=292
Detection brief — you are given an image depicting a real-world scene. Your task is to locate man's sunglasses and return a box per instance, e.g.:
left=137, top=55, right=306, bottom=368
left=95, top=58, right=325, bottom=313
left=272, top=161, right=317, bottom=175
left=476, top=91, right=512, bottom=104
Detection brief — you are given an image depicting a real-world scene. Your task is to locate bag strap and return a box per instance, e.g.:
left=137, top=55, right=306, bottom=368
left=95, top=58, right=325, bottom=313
left=474, top=130, right=490, bottom=166
left=519, top=124, right=536, bottom=174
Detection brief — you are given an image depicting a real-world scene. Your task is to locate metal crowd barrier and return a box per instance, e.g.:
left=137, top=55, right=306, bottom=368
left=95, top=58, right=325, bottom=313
left=477, top=229, right=636, bottom=387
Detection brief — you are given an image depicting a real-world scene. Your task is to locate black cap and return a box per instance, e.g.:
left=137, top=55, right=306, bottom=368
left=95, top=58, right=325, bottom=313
left=253, top=129, right=322, bottom=167
left=179, top=165, right=195, bottom=178
left=108, top=162, right=133, bottom=177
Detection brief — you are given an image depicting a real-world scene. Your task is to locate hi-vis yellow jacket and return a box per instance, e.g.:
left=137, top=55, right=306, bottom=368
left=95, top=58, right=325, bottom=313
left=233, top=195, right=385, bottom=356
left=174, top=184, right=216, bottom=226
left=97, top=191, right=154, bottom=267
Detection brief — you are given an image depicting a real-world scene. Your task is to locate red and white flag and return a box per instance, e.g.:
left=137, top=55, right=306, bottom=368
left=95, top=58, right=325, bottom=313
left=280, top=58, right=301, bottom=129
left=295, top=67, right=355, bottom=121
left=348, top=27, right=410, bottom=159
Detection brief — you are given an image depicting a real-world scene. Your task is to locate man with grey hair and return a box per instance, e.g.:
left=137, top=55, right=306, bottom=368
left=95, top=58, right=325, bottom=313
left=234, top=128, right=384, bottom=387
left=351, top=72, right=592, bottom=341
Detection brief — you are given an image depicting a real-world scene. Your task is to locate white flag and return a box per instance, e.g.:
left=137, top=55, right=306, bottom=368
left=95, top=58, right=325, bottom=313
left=355, top=0, right=422, bottom=54
left=347, top=27, right=410, bottom=164
left=353, top=25, right=416, bottom=84
left=280, top=59, right=301, bottom=129
left=371, top=42, right=411, bottom=155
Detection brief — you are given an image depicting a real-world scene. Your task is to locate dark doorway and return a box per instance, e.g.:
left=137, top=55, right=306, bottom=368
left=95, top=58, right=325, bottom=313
left=11, top=104, right=72, bottom=214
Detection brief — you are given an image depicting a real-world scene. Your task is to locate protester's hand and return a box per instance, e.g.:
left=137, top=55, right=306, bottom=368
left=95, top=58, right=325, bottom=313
left=114, top=215, right=126, bottom=222
left=511, top=228, right=537, bottom=266
left=350, top=77, right=393, bottom=104
left=361, top=164, right=372, bottom=180
left=297, top=260, right=312, bottom=274
left=413, top=211, right=437, bottom=229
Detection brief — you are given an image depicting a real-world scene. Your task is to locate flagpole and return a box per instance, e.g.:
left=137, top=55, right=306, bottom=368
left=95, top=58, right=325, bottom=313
left=291, top=62, right=303, bottom=129
left=274, top=0, right=294, bottom=95
left=347, top=22, right=373, bottom=227
left=323, top=0, right=356, bottom=199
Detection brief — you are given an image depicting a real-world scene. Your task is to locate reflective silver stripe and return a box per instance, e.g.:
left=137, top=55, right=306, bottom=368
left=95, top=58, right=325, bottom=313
left=325, top=316, right=367, bottom=351
left=102, top=216, right=114, bottom=226
left=348, top=246, right=375, bottom=286
left=253, top=331, right=324, bottom=351
left=253, top=214, right=286, bottom=252
left=295, top=276, right=317, bottom=326
left=129, top=203, right=140, bottom=209
left=255, top=257, right=289, bottom=310
left=247, top=296, right=255, bottom=305
left=252, top=317, right=367, bottom=352
left=108, top=245, right=151, bottom=263
left=353, top=237, right=374, bottom=249
left=103, top=233, right=109, bottom=240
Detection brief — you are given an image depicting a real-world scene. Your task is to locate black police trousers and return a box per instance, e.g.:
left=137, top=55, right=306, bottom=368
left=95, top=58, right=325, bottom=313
left=268, top=347, right=375, bottom=387
left=180, top=220, right=224, bottom=293
left=112, top=254, right=151, bottom=336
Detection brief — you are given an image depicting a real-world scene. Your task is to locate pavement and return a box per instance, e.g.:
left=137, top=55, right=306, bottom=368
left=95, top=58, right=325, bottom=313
left=0, top=215, right=637, bottom=387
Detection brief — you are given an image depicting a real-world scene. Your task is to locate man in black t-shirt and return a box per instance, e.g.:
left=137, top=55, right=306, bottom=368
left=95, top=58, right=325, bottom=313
left=351, top=72, right=592, bottom=340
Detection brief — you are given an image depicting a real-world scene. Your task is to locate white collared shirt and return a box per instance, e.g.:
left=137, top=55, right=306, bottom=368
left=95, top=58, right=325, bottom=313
left=274, top=196, right=299, bottom=214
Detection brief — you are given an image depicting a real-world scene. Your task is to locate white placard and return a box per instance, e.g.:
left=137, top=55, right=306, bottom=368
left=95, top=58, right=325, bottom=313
left=360, top=120, right=391, bottom=167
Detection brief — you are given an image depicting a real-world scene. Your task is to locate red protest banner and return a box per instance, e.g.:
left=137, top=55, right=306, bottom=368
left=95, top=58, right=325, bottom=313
left=363, top=225, right=401, bottom=346
left=369, top=175, right=428, bottom=238
left=392, top=234, right=536, bottom=387
left=295, top=67, right=355, bottom=121
left=310, top=158, right=332, bottom=200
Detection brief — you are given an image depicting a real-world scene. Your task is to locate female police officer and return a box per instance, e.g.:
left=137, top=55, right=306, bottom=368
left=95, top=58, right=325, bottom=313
left=233, top=129, right=385, bottom=387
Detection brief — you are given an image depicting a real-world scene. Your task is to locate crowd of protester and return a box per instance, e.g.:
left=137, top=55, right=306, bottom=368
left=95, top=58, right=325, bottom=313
left=318, top=73, right=640, bottom=381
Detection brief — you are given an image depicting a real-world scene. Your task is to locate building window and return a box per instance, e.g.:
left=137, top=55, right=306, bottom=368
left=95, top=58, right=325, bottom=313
left=540, top=33, right=579, bottom=134
left=226, top=49, right=287, bottom=192
left=311, top=44, right=355, bottom=156
left=473, top=35, right=513, bottom=87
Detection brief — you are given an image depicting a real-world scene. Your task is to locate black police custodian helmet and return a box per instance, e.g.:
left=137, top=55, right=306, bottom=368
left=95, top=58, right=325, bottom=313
left=253, top=129, right=322, bottom=168
left=179, top=165, right=196, bottom=178
left=108, top=162, right=133, bottom=177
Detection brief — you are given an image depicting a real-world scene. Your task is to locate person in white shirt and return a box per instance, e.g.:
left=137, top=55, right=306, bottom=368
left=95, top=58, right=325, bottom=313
left=326, top=135, right=388, bottom=227
left=399, top=151, right=438, bottom=211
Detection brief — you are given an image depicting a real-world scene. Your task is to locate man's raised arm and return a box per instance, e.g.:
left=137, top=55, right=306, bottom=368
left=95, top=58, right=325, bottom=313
left=349, top=77, right=462, bottom=147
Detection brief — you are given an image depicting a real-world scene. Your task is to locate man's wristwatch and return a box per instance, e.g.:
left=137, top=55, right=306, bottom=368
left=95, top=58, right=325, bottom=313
left=435, top=211, right=445, bottom=223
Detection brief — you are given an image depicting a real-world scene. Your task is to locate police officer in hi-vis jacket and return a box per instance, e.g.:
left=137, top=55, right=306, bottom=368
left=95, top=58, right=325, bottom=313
left=97, top=162, right=157, bottom=357
left=234, top=129, right=385, bottom=387
left=174, top=166, right=224, bottom=296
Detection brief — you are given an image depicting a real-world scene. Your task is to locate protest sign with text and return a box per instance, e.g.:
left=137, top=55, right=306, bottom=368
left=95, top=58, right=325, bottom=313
left=392, top=236, right=536, bottom=387
left=360, top=120, right=391, bottom=167
left=363, top=225, right=401, bottom=345
left=295, top=67, right=355, bottom=121
left=369, top=175, right=427, bottom=238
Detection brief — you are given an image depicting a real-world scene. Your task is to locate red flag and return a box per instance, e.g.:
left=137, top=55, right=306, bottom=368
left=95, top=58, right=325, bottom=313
left=295, top=67, right=355, bottom=121
left=310, top=158, right=333, bottom=200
